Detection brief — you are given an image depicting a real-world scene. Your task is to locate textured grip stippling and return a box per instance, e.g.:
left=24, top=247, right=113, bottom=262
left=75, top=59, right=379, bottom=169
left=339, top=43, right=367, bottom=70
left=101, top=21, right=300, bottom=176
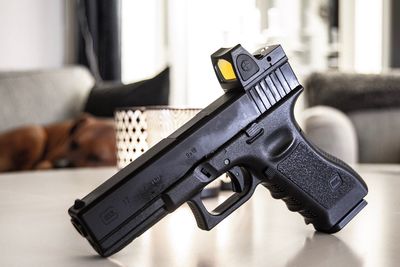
left=277, top=142, right=354, bottom=209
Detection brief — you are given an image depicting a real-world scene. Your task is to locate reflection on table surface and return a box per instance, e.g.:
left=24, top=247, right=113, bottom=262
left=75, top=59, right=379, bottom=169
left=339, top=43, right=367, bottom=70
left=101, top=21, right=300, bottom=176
left=0, top=165, right=399, bottom=267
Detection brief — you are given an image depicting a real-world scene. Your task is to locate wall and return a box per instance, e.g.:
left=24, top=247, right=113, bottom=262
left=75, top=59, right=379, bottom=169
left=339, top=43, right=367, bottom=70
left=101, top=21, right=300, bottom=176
left=0, top=0, right=68, bottom=70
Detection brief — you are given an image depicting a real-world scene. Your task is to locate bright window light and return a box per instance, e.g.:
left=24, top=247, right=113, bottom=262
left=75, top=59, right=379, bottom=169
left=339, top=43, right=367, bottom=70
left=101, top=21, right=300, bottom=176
left=354, top=0, right=383, bottom=73
left=121, top=0, right=166, bottom=84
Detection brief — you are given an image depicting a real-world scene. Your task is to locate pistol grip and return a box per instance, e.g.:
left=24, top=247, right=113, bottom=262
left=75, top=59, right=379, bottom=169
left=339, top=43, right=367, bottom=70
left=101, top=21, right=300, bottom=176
left=245, top=86, right=369, bottom=233
left=264, top=136, right=368, bottom=233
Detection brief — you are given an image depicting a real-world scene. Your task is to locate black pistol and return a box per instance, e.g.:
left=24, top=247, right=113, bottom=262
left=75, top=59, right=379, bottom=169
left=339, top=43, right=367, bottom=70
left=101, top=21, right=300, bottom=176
left=68, top=44, right=368, bottom=257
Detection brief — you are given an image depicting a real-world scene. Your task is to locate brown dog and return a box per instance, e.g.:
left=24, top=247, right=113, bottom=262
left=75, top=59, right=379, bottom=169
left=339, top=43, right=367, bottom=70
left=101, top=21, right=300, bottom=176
left=0, top=114, right=116, bottom=172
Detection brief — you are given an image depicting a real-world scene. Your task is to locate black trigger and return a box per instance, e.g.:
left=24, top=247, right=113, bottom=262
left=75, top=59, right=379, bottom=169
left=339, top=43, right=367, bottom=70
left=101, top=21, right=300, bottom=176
left=227, top=166, right=245, bottom=193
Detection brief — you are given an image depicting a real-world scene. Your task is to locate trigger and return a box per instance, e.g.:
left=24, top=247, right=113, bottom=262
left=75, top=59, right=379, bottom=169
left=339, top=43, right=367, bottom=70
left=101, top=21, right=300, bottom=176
left=227, top=166, right=245, bottom=193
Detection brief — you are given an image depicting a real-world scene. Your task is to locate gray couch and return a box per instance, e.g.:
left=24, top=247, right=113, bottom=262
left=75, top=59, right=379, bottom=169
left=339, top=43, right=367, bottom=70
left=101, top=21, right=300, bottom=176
left=0, top=66, right=94, bottom=132
left=303, top=72, right=400, bottom=164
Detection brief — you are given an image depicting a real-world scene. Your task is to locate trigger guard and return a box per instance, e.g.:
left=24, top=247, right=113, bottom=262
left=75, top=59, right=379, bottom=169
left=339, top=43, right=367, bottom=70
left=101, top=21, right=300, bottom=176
left=187, top=194, right=212, bottom=230
left=187, top=169, right=259, bottom=231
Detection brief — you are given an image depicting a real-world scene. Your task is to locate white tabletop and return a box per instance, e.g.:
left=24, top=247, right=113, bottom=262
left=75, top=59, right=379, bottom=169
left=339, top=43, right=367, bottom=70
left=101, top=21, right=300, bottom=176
left=0, top=165, right=399, bottom=267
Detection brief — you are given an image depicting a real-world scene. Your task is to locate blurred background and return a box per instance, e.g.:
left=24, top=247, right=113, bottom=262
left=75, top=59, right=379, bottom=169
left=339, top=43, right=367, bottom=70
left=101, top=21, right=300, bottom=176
left=0, top=0, right=394, bottom=103
left=0, top=0, right=399, bottom=171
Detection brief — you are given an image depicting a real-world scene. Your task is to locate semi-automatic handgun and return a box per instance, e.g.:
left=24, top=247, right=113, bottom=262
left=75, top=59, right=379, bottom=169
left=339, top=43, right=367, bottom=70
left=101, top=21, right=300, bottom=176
left=68, top=44, right=368, bottom=257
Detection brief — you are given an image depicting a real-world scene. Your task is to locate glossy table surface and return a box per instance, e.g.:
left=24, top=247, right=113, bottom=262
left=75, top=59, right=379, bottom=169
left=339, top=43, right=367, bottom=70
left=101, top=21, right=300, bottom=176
left=0, top=165, right=399, bottom=267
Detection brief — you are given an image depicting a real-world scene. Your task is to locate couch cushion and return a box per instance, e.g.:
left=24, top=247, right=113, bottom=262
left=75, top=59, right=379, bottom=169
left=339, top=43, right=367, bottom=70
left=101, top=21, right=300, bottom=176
left=0, top=66, right=94, bottom=132
left=304, top=71, right=400, bottom=164
left=305, top=72, right=400, bottom=112
left=349, top=109, right=400, bottom=163
left=301, top=106, right=358, bottom=164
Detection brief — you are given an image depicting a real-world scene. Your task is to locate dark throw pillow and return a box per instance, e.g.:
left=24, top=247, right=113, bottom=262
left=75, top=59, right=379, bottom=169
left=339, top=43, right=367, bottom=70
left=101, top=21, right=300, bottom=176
left=84, top=67, right=170, bottom=117
left=305, top=71, right=400, bottom=113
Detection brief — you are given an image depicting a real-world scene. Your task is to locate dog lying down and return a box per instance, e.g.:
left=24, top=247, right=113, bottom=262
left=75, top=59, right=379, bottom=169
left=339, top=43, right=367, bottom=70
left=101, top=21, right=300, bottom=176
left=0, top=114, right=117, bottom=172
